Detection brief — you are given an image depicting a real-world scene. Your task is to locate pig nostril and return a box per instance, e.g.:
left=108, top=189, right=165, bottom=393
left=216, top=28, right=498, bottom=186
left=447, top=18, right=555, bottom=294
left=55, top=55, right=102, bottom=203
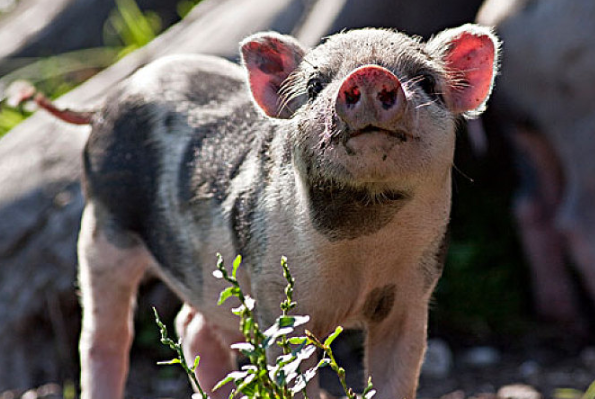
left=377, top=88, right=397, bottom=110
left=344, top=86, right=361, bottom=106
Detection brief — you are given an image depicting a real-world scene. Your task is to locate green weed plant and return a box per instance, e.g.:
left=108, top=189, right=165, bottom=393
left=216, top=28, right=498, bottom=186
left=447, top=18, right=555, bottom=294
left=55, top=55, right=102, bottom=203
left=555, top=380, right=595, bottom=399
left=154, top=255, right=375, bottom=399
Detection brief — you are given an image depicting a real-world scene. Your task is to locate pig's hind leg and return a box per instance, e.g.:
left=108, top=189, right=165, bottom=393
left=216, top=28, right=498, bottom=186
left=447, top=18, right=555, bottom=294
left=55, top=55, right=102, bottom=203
left=77, top=203, right=151, bottom=399
left=176, top=304, right=243, bottom=399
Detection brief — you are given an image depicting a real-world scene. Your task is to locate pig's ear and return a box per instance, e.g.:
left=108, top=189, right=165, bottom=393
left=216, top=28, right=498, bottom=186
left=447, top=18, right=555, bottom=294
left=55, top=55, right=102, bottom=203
left=241, top=32, right=306, bottom=119
left=428, top=24, right=500, bottom=117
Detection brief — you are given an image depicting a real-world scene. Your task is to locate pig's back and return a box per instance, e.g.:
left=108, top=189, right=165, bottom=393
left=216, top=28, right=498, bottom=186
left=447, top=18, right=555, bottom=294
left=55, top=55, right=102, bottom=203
left=82, top=54, right=264, bottom=279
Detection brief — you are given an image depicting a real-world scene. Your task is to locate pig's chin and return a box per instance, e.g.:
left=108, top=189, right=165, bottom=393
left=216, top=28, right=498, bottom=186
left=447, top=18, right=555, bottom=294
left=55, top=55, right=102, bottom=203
left=343, top=128, right=417, bottom=155
left=347, top=126, right=415, bottom=142
left=328, top=128, right=421, bottom=182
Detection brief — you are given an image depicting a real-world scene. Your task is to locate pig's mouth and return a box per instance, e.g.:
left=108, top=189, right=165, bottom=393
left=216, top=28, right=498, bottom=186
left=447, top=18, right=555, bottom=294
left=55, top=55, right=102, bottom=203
left=348, top=125, right=418, bottom=142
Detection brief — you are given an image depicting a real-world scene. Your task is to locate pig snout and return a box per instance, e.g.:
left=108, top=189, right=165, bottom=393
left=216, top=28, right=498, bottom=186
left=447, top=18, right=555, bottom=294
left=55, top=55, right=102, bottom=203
left=335, top=65, right=407, bottom=134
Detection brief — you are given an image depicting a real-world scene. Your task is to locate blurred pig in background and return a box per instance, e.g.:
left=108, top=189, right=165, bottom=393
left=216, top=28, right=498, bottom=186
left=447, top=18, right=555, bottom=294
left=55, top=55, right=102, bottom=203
left=478, top=0, right=595, bottom=329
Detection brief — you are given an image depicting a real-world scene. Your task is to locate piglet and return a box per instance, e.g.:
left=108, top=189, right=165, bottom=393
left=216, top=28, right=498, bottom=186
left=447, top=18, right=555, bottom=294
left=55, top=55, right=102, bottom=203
left=73, top=25, right=499, bottom=399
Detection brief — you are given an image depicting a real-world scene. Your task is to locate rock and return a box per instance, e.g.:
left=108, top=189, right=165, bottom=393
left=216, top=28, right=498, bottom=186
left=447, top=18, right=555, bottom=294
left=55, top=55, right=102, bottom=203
left=439, top=390, right=466, bottom=399
left=422, top=338, right=453, bottom=378
left=519, top=360, right=540, bottom=378
left=470, top=394, right=498, bottom=399
left=580, top=347, right=595, bottom=369
left=462, top=346, right=501, bottom=368
left=497, top=384, right=542, bottom=399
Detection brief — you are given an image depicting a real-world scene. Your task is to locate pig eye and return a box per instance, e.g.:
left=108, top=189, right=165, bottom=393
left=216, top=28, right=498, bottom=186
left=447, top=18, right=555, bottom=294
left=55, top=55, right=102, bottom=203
left=307, top=78, right=324, bottom=100
left=418, top=73, right=443, bottom=103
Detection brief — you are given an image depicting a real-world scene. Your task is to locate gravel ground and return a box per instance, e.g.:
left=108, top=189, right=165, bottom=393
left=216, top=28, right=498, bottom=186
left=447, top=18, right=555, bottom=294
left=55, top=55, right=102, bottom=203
left=4, top=329, right=592, bottom=399
left=2, top=283, right=592, bottom=399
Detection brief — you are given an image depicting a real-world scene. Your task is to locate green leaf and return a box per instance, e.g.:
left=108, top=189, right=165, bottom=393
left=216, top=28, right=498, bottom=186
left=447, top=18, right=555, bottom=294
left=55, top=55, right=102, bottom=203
left=323, top=326, right=343, bottom=348
left=153, top=307, right=165, bottom=328
left=364, top=389, right=377, bottom=399
left=317, top=358, right=331, bottom=368
left=277, top=316, right=293, bottom=328
left=554, top=389, right=582, bottom=399
left=263, top=316, right=310, bottom=347
left=231, top=304, right=246, bottom=315
left=192, top=355, right=200, bottom=372
left=216, top=253, right=225, bottom=273
left=363, top=377, right=376, bottom=399
left=288, top=337, right=307, bottom=345
left=583, top=380, right=595, bottom=399
left=232, top=296, right=256, bottom=315
left=232, top=255, right=242, bottom=279
left=230, top=342, right=255, bottom=356
left=278, top=315, right=310, bottom=328
left=242, top=317, right=254, bottom=335
left=157, top=358, right=182, bottom=365
left=231, top=342, right=254, bottom=351
left=290, top=366, right=318, bottom=393
left=274, top=368, right=288, bottom=387
left=235, top=373, right=256, bottom=394
left=218, top=286, right=239, bottom=305
left=213, top=371, right=248, bottom=392
left=213, top=376, right=234, bottom=392
left=281, top=256, right=292, bottom=280
left=278, top=345, right=316, bottom=383
left=113, top=0, right=158, bottom=49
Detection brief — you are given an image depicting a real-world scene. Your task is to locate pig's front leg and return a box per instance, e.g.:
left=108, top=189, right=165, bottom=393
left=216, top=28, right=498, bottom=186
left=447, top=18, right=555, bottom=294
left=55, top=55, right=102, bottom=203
left=365, top=300, right=428, bottom=399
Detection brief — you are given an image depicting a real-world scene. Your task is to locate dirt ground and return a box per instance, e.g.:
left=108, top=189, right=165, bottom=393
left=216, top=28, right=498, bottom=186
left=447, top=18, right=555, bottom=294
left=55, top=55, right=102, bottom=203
left=2, top=283, right=592, bottom=399
left=6, top=329, right=592, bottom=399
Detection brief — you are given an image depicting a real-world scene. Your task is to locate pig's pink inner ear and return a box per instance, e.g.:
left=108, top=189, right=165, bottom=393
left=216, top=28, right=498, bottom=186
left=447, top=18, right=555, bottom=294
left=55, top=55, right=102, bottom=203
left=241, top=34, right=305, bottom=119
left=444, top=32, right=497, bottom=115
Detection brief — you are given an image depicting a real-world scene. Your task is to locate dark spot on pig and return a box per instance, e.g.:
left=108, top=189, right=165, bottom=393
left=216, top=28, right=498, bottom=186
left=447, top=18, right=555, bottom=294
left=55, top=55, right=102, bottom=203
left=95, top=207, right=142, bottom=250
left=180, top=103, right=261, bottom=204
left=309, top=183, right=410, bottom=241
left=85, top=98, right=195, bottom=286
left=363, top=284, right=396, bottom=323
left=102, top=224, right=138, bottom=250
left=84, top=97, right=160, bottom=237
left=187, top=73, right=244, bottom=105
left=258, top=136, right=273, bottom=178
left=231, top=190, right=258, bottom=255
left=281, top=140, right=292, bottom=164
left=382, top=154, right=388, bottom=161
left=230, top=186, right=269, bottom=275
left=178, top=129, right=209, bottom=205
left=164, top=112, right=177, bottom=131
